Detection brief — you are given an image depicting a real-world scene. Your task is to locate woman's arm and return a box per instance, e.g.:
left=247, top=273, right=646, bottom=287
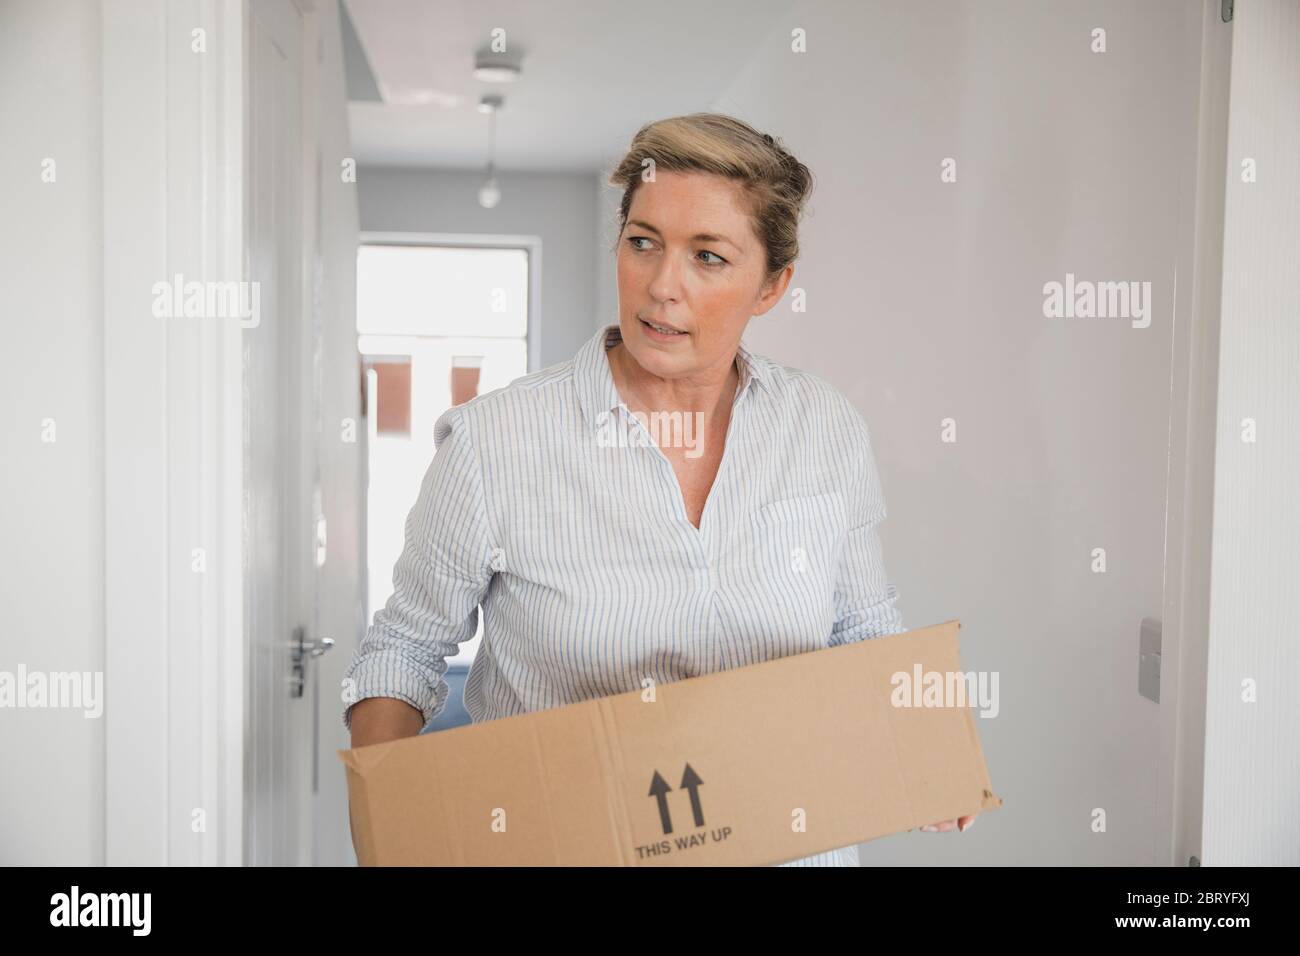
left=828, top=404, right=906, bottom=644
left=348, top=697, right=425, bottom=748
left=341, top=405, right=495, bottom=740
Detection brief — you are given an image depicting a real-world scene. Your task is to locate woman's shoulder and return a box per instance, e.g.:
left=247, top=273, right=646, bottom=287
left=432, top=356, right=579, bottom=449
left=753, top=358, right=888, bottom=496
left=752, top=353, right=876, bottom=437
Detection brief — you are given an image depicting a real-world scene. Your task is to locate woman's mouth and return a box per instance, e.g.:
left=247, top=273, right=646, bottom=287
left=639, top=316, right=688, bottom=339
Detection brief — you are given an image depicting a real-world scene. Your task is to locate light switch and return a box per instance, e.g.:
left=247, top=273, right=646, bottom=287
left=1138, top=617, right=1161, bottom=703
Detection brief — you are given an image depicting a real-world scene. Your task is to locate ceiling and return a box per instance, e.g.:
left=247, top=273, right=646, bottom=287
left=342, top=0, right=797, bottom=173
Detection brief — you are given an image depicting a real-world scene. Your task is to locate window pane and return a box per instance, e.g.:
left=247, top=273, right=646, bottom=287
left=357, top=244, right=528, bottom=338
left=367, top=359, right=411, bottom=435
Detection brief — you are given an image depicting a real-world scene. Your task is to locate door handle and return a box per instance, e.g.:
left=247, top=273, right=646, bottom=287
left=303, top=636, right=335, bottom=658
left=290, top=627, right=335, bottom=698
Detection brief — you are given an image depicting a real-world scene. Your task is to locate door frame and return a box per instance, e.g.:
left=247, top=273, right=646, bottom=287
left=1155, top=0, right=1232, bottom=868
left=102, top=0, right=247, bottom=865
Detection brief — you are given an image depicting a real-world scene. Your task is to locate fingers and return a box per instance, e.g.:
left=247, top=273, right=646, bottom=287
left=920, top=819, right=958, bottom=833
left=919, top=814, right=978, bottom=833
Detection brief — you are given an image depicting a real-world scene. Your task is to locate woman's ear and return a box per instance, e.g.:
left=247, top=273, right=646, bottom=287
left=753, top=265, right=794, bottom=317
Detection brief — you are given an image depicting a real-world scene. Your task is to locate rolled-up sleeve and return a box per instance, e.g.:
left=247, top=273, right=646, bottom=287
left=828, top=405, right=907, bottom=645
left=341, top=405, right=494, bottom=731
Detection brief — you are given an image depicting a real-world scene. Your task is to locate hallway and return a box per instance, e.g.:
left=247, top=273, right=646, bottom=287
left=1, top=0, right=1297, bottom=871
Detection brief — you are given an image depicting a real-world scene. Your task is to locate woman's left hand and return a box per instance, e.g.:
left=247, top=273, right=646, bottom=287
left=920, top=813, right=978, bottom=833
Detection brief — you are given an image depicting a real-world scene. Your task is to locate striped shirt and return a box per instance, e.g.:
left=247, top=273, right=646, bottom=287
left=342, top=322, right=907, bottom=867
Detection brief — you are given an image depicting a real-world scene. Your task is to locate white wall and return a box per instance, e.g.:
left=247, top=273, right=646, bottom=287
left=712, top=0, right=1206, bottom=863
left=1202, top=0, right=1300, bottom=866
left=357, top=168, right=599, bottom=370
left=0, top=0, right=104, bottom=866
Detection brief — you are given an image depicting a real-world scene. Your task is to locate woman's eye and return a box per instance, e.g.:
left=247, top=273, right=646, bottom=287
left=625, top=237, right=723, bottom=266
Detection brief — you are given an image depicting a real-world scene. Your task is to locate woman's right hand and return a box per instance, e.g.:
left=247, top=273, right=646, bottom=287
left=348, top=697, right=425, bottom=749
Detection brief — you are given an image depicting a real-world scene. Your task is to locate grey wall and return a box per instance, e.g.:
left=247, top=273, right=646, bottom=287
left=357, top=167, right=600, bottom=370
left=595, top=171, right=622, bottom=334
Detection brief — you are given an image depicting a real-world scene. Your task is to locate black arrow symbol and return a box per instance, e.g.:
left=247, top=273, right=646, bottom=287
left=680, top=763, right=706, bottom=828
left=648, top=770, right=673, bottom=834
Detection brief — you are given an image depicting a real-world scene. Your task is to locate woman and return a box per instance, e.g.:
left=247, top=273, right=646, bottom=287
left=343, top=113, right=976, bottom=865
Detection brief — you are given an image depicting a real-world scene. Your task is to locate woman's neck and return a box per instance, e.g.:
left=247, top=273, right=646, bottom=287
left=607, top=340, right=739, bottom=421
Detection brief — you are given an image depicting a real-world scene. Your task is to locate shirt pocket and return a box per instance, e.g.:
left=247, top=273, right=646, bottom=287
left=751, top=491, right=845, bottom=530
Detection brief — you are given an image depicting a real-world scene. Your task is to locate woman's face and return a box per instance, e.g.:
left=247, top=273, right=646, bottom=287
left=615, top=170, right=791, bottom=382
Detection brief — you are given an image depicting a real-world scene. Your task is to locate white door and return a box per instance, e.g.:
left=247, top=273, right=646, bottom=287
left=246, top=0, right=317, bottom=865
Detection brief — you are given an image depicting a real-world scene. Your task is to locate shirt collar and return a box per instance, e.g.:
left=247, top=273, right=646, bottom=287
left=575, top=323, right=771, bottom=429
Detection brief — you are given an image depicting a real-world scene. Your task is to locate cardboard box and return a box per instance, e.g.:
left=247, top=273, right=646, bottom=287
left=339, top=619, right=1002, bottom=866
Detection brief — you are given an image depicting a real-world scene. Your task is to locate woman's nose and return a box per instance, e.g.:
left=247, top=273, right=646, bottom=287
left=646, top=252, right=684, bottom=302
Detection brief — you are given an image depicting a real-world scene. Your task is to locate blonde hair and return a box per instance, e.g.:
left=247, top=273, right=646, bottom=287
left=607, top=113, right=814, bottom=283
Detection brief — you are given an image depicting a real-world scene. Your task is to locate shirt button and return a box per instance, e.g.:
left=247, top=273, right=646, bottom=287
left=489, top=547, right=506, bottom=572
